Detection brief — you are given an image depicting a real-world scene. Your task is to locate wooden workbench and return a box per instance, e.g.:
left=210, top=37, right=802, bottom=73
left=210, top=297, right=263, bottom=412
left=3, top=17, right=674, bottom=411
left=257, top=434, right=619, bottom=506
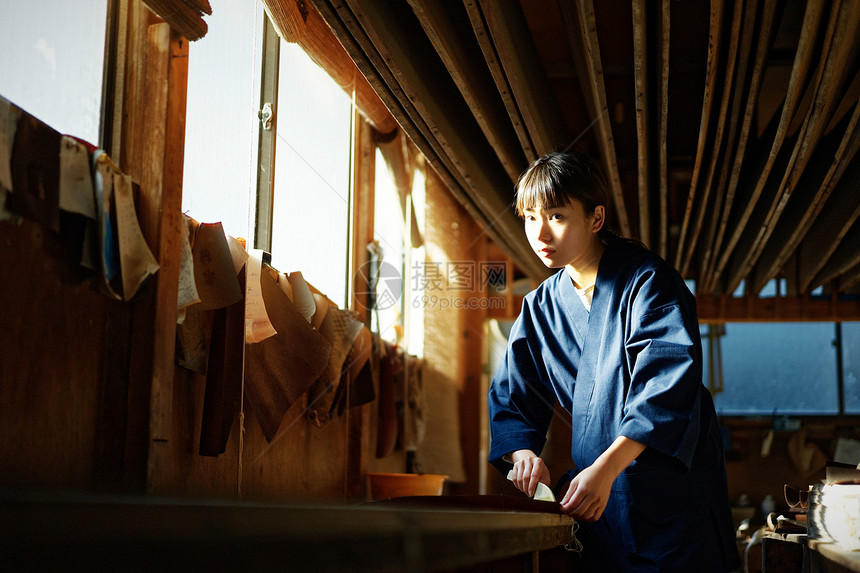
left=1, top=492, right=576, bottom=572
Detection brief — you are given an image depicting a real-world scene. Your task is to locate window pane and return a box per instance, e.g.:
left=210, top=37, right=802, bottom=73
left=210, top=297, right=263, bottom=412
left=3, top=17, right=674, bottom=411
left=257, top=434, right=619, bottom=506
left=0, top=0, right=107, bottom=143
left=844, top=322, right=860, bottom=414
left=711, top=323, right=838, bottom=415
left=270, top=41, right=351, bottom=307
left=181, top=1, right=260, bottom=241
left=373, top=147, right=406, bottom=343
left=407, top=168, right=426, bottom=357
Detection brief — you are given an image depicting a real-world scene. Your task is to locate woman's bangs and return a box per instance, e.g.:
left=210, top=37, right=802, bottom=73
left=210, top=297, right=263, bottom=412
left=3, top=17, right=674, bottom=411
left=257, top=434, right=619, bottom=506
left=515, top=172, right=565, bottom=215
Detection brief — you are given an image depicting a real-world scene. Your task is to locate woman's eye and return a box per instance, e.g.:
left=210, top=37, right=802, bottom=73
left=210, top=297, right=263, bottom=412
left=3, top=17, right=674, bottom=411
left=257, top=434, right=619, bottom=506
left=550, top=213, right=563, bottom=221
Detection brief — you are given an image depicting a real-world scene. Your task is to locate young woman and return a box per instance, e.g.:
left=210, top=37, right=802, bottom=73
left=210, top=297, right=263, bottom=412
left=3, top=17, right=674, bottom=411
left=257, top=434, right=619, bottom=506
left=488, top=151, right=739, bottom=571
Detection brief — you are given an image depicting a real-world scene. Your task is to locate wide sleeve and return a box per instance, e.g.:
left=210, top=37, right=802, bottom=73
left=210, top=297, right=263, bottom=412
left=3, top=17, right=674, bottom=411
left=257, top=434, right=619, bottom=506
left=487, top=306, right=557, bottom=475
left=618, top=268, right=703, bottom=471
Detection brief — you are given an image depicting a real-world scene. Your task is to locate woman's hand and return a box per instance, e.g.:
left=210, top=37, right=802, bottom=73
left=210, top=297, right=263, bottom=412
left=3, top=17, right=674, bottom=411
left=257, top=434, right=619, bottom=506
left=509, top=449, right=551, bottom=498
left=559, top=435, right=647, bottom=521
left=559, top=462, right=614, bottom=521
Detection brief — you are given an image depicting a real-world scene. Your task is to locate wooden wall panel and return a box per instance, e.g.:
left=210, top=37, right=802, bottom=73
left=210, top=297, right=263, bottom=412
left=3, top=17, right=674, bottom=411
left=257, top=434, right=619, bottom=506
left=420, top=167, right=470, bottom=486
left=164, top=367, right=240, bottom=499
left=0, top=220, right=112, bottom=490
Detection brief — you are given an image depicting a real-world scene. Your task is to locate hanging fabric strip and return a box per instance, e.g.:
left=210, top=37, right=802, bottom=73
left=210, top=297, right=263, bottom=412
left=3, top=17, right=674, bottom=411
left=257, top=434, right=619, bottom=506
left=92, top=151, right=122, bottom=300
left=245, top=248, right=277, bottom=343
left=192, top=221, right=243, bottom=310
left=176, top=214, right=201, bottom=317
left=58, top=136, right=96, bottom=219
left=113, top=172, right=160, bottom=300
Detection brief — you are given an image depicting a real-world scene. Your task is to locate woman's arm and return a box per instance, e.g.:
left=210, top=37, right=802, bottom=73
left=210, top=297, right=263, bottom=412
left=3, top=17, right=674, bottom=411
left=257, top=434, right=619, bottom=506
left=559, top=436, right=646, bottom=521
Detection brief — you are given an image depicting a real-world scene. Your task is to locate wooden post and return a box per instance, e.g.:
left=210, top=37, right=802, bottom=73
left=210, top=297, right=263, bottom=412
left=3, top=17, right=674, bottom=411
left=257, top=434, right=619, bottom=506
left=116, top=6, right=189, bottom=494
left=346, top=111, right=376, bottom=501
left=141, top=25, right=187, bottom=495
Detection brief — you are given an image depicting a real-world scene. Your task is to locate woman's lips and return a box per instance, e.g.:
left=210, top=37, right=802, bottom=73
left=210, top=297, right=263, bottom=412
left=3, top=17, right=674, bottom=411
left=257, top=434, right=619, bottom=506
left=538, top=247, right=554, bottom=256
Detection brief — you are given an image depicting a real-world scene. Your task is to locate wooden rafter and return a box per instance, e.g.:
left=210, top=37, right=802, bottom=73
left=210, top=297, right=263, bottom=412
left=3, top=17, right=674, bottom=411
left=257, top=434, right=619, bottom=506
left=698, top=0, right=759, bottom=288
left=679, top=0, right=743, bottom=278
left=799, top=128, right=860, bottom=293
left=674, top=0, right=724, bottom=272
left=303, top=0, right=860, bottom=302
left=558, top=0, right=630, bottom=237
left=710, top=0, right=825, bottom=293
left=632, top=0, right=650, bottom=246
left=756, top=89, right=860, bottom=294
left=810, top=224, right=860, bottom=290
left=701, top=0, right=777, bottom=293
left=843, top=258, right=860, bottom=292
left=464, top=1, right=536, bottom=162
left=657, top=0, right=670, bottom=259
left=409, top=0, right=526, bottom=181
left=479, top=0, right=567, bottom=158
left=313, top=0, right=547, bottom=280
left=745, top=1, right=860, bottom=292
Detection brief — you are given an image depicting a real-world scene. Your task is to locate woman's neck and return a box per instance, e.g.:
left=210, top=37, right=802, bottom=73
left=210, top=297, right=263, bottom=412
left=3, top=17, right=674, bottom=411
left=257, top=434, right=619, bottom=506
left=565, top=239, right=605, bottom=289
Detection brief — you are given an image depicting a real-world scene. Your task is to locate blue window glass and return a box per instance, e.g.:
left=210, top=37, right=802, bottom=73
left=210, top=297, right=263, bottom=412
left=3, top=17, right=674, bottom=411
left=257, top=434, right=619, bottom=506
left=708, top=322, right=838, bottom=415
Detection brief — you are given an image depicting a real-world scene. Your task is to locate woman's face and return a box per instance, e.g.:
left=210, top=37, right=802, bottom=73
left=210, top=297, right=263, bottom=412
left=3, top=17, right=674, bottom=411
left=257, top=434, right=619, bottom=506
left=522, top=198, right=604, bottom=269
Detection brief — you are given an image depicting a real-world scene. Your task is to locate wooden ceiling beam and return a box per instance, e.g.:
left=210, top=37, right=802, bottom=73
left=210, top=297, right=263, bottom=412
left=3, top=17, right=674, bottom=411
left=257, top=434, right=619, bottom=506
left=558, top=0, right=630, bottom=237
left=682, top=0, right=749, bottom=278
left=632, top=0, right=651, bottom=247
left=696, top=293, right=860, bottom=323
left=752, top=90, right=860, bottom=294
left=479, top=0, right=567, bottom=158
left=674, top=0, right=725, bottom=273
left=464, top=1, right=536, bottom=162
left=656, top=0, right=670, bottom=259
left=701, top=0, right=777, bottom=293
left=312, top=0, right=548, bottom=280
left=310, top=0, right=451, bottom=181
left=809, top=224, right=860, bottom=290
left=408, top=0, right=526, bottom=181
left=799, top=149, right=860, bottom=292
left=731, top=1, right=860, bottom=293
left=699, top=0, right=760, bottom=289
left=841, top=259, right=860, bottom=292
left=710, top=0, right=826, bottom=294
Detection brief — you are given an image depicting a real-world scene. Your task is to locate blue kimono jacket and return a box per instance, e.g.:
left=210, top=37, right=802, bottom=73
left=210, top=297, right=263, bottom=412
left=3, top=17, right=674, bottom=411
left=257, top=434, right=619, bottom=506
left=489, top=237, right=739, bottom=571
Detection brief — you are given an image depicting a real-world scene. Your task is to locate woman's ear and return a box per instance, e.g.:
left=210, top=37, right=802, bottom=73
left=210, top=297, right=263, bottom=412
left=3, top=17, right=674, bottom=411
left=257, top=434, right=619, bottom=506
left=591, top=205, right=605, bottom=233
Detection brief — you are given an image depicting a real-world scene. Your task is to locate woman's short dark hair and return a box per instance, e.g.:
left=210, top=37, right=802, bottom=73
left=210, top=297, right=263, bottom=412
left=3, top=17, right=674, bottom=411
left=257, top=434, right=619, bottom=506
left=514, top=151, right=610, bottom=219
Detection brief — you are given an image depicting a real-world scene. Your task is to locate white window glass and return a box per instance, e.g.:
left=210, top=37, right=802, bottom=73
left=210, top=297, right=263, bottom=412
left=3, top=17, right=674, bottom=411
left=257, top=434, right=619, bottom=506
left=0, top=0, right=107, bottom=143
left=710, top=322, right=838, bottom=415
left=373, top=147, right=406, bottom=342
left=407, top=168, right=426, bottom=357
left=181, top=1, right=260, bottom=241
left=269, top=40, right=351, bottom=307
left=843, top=322, right=860, bottom=414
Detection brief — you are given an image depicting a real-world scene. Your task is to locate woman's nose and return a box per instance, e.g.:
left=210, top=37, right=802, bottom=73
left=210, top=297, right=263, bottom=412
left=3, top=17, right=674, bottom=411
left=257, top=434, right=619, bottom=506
left=537, top=219, right=552, bottom=242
